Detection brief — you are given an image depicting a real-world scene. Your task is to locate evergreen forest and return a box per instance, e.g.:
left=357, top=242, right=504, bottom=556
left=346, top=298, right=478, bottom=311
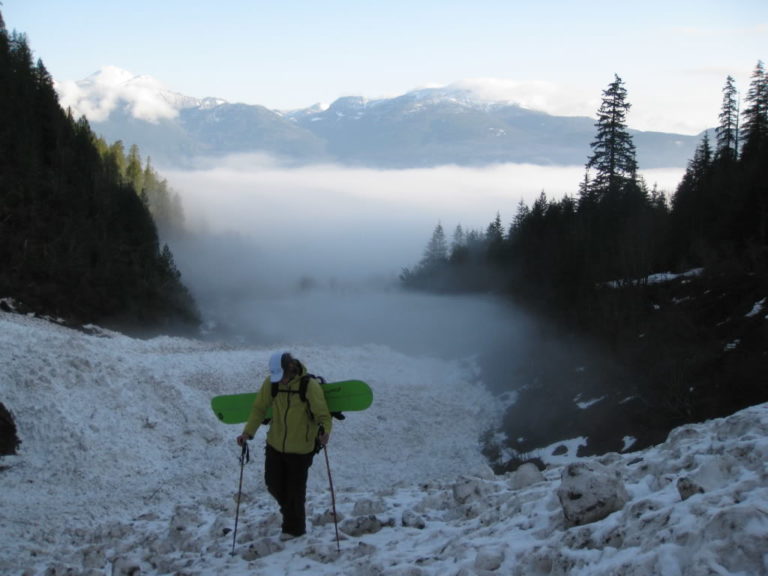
left=402, top=68, right=768, bottom=462
left=403, top=69, right=768, bottom=308
left=0, top=12, right=198, bottom=331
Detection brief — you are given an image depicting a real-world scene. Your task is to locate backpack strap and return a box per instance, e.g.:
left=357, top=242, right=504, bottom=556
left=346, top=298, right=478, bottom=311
left=265, top=373, right=346, bottom=422
left=299, top=373, right=326, bottom=401
left=300, top=374, right=318, bottom=419
left=299, top=374, right=310, bottom=402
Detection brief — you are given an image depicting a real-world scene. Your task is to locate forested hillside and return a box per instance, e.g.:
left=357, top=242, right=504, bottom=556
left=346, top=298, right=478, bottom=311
left=403, top=69, right=768, bottom=466
left=0, top=12, right=198, bottom=331
left=404, top=69, right=767, bottom=300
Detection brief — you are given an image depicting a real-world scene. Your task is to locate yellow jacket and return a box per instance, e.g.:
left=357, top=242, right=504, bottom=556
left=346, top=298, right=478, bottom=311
left=243, top=363, right=332, bottom=455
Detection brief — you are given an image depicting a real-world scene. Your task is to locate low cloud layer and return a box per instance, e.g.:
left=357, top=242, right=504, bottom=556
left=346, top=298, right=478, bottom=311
left=165, top=157, right=684, bottom=360
left=167, top=156, right=684, bottom=286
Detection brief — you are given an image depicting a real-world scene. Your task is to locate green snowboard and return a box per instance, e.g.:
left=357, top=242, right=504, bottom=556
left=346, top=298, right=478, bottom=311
left=211, top=379, right=373, bottom=424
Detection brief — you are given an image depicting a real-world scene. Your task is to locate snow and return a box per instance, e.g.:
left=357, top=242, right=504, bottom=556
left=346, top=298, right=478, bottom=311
left=746, top=298, right=766, bottom=318
left=2, top=310, right=768, bottom=575
left=574, top=394, right=605, bottom=410
left=622, top=436, right=638, bottom=451
left=645, top=268, right=704, bottom=285
left=725, top=339, right=741, bottom=351
left=605, top=268, right=705, bottom=289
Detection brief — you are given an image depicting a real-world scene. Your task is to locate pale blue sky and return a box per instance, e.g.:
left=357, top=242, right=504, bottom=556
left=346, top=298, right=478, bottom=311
left=4, top=0, right=766, bottom=134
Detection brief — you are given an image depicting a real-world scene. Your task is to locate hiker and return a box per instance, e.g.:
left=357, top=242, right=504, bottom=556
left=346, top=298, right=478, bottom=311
left=236, top=351, right=332, bottom=540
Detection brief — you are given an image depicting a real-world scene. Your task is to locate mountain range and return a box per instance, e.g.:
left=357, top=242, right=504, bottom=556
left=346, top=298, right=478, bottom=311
left=58, top=67, right=702, bottom=169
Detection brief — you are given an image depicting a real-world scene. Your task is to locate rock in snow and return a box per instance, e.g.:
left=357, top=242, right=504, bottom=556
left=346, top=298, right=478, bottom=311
left=557, top=461, right=630, bottom=526
left=676, top=476, right=705, bottom=501
left=1, top=310, right=767, bottom=575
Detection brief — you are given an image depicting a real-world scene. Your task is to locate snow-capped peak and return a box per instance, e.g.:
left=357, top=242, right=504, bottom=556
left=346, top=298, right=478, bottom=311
left=54, top=66, right=223, bottom=123
left=404, top=83, right=506, bottom=108
left=285, top=79, right=596, bottom=122
left=78, top=65, right=137, bottom=88
left=54, top=66, right=594, bottom=127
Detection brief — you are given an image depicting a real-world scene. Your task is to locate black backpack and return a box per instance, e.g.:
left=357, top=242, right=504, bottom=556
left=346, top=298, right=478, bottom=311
left=263, top=374, right=345, bottom=424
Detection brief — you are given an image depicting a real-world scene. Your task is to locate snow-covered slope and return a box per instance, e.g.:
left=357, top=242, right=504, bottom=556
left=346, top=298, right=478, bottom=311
left=1, top=310, right=767, bottom=575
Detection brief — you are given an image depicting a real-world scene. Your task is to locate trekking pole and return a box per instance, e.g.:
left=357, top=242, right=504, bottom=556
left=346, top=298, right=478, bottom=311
left=322, top=444, right=341, bottom=553
left=231, top=440, right=250, bottom=555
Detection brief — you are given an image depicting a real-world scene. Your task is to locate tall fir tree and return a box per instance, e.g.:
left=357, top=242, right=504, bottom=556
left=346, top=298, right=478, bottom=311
left=738, top=61, right=768, bottom=249
left=669, top=132, right=716, bottom=263
left=450, top=224, right=467, bottom=263
left=421, top=222, right=448, bottom=269
left=583, top=74, right=638, bottom=204
left=126, top=144, right=144, bottom=196
left=740, top=61, right=767, bottom=162
left=486, top=212, right=505, bottom=263
left=716, top=75, right=740, bottom=162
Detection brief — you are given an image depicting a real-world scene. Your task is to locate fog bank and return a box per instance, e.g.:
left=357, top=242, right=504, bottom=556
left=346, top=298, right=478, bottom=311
left=166, top=157, right=683, bottom=362
left=167, top=157, right=684, bottom=284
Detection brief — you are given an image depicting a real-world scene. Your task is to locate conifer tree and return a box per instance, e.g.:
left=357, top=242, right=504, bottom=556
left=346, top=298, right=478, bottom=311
left=126, top=144, right=144, bottom=195
left=512, top=199, right=530, bottom=231
left=738, top=61, right=768, bottom=248
left=486, top=213, right=504, bottom=245
left=716, top=76, right=739, bottom=162
left=450, top=224, right=467, bottom=263
left=672, top=131, right=714, bottom=227
left=583, top=74, right=638, bottom=203
left=578, top=75, right=656, bottom=284
left=421, top=222, right=448, bottom=269
left=399, top=222, right=449, bottom=290
left=109, top=140, right=127, bottom=180
left=741, top=61, right=767, bottom=162
left=486, top=212, right=505, bottom=263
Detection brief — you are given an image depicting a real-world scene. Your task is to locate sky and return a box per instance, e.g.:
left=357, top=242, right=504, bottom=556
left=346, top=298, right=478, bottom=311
left=4, top=0, right=767, bottom=135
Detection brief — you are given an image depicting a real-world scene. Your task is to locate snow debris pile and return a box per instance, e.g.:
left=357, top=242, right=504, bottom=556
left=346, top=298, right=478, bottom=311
left=1, top=310, right=767, bottom=575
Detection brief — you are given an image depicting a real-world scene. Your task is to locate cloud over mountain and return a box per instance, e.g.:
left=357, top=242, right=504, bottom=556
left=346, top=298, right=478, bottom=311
left=446, top=78, right=598, bottom=117
left=54, top=67, right=702, bottom=169
left=55, top=66, right=197, bottom=123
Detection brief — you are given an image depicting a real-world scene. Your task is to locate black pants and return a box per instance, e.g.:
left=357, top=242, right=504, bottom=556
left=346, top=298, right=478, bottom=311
left=264, top=444, right=315, bottom=536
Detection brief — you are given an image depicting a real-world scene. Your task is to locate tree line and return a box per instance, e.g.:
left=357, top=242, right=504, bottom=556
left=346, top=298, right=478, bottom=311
left=97, top=140, right=186, bottom=237
left=402, top=63, right=768, bottom=327
left=0, top=12, right=198, bottom=330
